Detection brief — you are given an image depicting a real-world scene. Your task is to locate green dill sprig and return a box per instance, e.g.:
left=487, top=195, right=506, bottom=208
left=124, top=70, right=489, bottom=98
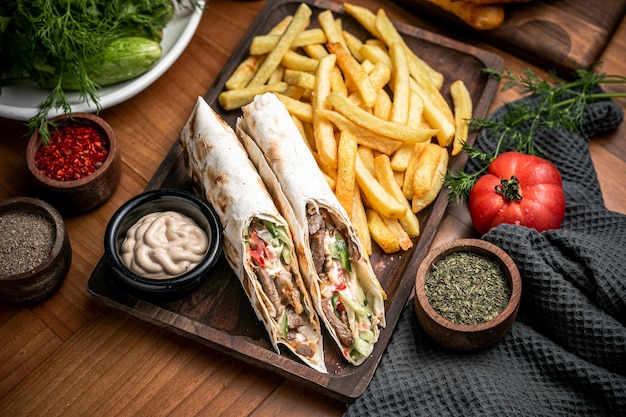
left=445, top=64, right=626, bottom=203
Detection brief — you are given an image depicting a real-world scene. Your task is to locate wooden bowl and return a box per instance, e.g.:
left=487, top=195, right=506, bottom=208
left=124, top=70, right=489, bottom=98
left=0, top=197, right=72, bottom=303
left=103, top=189, right=223, bottom=298
left=26, top=112, right=122, bottom=215
left=414, top=238, right=522, bottom=351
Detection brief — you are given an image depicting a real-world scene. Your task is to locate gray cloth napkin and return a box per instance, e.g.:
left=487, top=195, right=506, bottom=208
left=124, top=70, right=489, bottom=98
left=344, top=89, right=626, bottom=416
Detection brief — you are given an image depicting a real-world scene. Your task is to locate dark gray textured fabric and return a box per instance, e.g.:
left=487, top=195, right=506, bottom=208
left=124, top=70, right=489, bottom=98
left=344, top=91, right=626, bottom=416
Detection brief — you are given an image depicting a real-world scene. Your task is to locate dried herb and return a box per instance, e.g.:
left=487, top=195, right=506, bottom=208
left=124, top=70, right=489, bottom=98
left=425, top=252, right=510, bottom=325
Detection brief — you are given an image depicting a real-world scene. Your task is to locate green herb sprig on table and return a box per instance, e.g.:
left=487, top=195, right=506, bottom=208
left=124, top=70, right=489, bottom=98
left=0, top=0, right=201, bottom=144
left=445, top=64, right=626, bottom=203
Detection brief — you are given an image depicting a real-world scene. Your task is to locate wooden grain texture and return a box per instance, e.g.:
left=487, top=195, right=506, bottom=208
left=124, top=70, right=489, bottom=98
left=396, top=0, right=626, bottom=77
left=0, top=0, right=625, bottom=415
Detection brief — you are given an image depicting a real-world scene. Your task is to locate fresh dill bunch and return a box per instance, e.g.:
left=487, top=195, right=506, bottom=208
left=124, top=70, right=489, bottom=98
left=0, top=0, right=186, bottom=143
left=445, top=64, right=626, bottom=203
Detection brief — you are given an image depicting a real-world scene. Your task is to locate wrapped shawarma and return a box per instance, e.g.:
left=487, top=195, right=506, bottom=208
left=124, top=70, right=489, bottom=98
left=237, top=93, right=386, bottom=366
left=179, top=97, right=326, bottom=373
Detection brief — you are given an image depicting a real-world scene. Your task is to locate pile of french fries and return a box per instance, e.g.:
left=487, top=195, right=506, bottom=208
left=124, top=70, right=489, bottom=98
left=219, top=2, right=473, bottom=255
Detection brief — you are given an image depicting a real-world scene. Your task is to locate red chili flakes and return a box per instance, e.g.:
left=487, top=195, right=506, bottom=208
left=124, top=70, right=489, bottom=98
left=35, top=124, right=109, bottom=181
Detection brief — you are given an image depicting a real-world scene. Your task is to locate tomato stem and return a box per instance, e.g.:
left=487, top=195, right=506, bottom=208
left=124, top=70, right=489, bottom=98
left=495, top=176, right=522, bottom=201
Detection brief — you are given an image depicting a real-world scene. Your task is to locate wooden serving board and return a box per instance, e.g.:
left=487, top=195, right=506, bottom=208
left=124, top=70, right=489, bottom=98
left=88, top=0, right=503, bottom=402
left=397, top=0, right=626, bottom=77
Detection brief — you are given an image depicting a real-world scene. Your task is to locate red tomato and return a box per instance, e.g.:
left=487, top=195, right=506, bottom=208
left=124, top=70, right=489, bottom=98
left=468, top=152, right=566, bottom=234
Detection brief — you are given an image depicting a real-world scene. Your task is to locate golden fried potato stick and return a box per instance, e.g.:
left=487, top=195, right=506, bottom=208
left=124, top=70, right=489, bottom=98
left=327, top=92, right=437, bottom=143
left=342, top=30, right=365, bottom=62
left=335, top=129, right=359, bottom=217
left=412, top=143, right=443, bottom=198
left=423, top=0, right=505, bottom=30
left=382, top=216, right=413, bottom=251
left=402, top=142, right=429, bottom=199
left=355, top=153, right=407, bottom=219
left=326, top=42, right=378, bottom=109
left=317, top=109, right=403, bottom=155
left=351, top=184, right=372, bottom=256
left=374, top=154, right=420, bottom=238
left=281, top=50, right=319, bottom=72
left=249, top=28, right=327, bottom=55
left=318, top=9, right=347, bottom=49
left=412, top=146, right=449, bottom=213
left=313, top=53, right=338, bottom=173
left=343, top=3, right=381, bottom=39
left=366, top=209, right=400, bottom=254
left=389, top=42, right=410, bottom=126
left=374, top=8, right=444, bottom=89
left=219, top=82, right=288, bottom=110
left=450, top=79, right=473, bottom=156
left=247, top=3, right=312, bottom=88
left=225, top=55, right=265, bottom=91
left=275, top=93, right=313, bottom=123
left=373, top=89, right=392, bottom=121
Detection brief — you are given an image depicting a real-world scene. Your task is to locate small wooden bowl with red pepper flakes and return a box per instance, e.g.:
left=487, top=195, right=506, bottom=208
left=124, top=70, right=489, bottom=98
left=414, top=238, right=522, bottom=351
left=26, top=113, right=122, bottom=214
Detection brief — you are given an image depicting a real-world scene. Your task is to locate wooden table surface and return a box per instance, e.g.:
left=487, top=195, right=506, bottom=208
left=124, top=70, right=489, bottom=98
left=1, top=0, right=624, bottom=415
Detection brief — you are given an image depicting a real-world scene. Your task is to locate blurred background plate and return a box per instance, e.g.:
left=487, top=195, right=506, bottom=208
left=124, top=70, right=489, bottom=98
left=0, top=1, right=204, bottom=121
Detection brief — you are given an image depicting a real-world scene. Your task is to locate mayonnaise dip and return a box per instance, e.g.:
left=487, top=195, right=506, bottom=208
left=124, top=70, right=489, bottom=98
left=121, top=211, right=209, bottom=279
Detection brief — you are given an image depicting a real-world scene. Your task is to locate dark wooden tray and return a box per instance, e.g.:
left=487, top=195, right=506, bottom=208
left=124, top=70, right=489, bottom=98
left=396, top=0, right=626, bottom=77
left=88, top=0, right=503, bottom=402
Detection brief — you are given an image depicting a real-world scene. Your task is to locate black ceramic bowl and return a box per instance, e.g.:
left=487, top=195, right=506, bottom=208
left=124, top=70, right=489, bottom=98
left=104, top=189, right=222, bottom=297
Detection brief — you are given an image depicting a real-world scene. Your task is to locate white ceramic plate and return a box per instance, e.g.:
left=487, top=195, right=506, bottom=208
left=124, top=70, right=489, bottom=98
left=0, top=2, right=204, bottom=121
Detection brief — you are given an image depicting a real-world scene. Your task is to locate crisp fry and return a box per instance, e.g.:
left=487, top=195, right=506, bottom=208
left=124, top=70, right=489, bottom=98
left=382, top=216, right=413, bottom=251
left=281, top=50, right=319, bottom=72
left=318, top=10, right=347, bottom=49
left=413, top=143, right=443, bottom=198
left=368, top=62, right=391, bottom=90
left=450, top=79, right=473, bottom=156
left=389, top=42, right=410, bottom=126
left=359, top=44, right=392, bottom=69
left=366, top=209, right=400, bottom=254
left=247, top=3, right=312, bottom=88
left=343, top=3, right=381, bottom=39
left=342, top=30, right=365, bottom=62
left=374, top=8, right=444, bottom=88
left=326, top=42, right=378, bottom=108
left=374, top=154, right=420, bottom=238
left=275, top=93, right=313, bottom=123
left=335, top=129, right=358, bottom=217
left=283, top=69, right=316, bottom=90
left=351, top=184, right=372, bottom=255
left=355, top=154, right=407, bottom=219
left=402, top=142, right=428, bottom=199
left=412, top=146, right=449, bottom=212
left=373, top=89, right=392, bottom=121
left=313, top=53, right=338, bottom=173
left=317, top=109, right=402, bottom=154
left=225, top=55, right=264, bottom=91
left=357, top=146, right=376, bottom=175
left=390, top=142, right=413, bottom=172
left=249, top=28, right=327, bottom=55
left=219, top=82, right=288, bottom=110
left=327, top=92, right=437, bottom=143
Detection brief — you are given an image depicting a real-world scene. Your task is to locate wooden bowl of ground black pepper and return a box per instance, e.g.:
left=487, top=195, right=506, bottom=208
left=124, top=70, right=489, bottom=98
left=26, top=112, right=121, bottom=215
left=0, top=197, right=72, bottom=303
left=414, top=238, right=522, bottom=351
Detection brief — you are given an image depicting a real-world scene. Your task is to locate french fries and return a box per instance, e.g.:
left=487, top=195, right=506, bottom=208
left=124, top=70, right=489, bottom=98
left=218, top=2, right=475, bottom=254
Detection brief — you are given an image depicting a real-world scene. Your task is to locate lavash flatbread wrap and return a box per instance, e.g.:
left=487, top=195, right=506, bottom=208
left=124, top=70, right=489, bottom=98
left=237, top=93, right=386, bottom=366
left=179, top=97, right=326, bottom=373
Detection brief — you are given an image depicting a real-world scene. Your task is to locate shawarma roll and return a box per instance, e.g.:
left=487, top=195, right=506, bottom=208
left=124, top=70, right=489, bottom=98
left=179, top=96, right=326, bottom=373
left=237, top=92, right=386, bottom=366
